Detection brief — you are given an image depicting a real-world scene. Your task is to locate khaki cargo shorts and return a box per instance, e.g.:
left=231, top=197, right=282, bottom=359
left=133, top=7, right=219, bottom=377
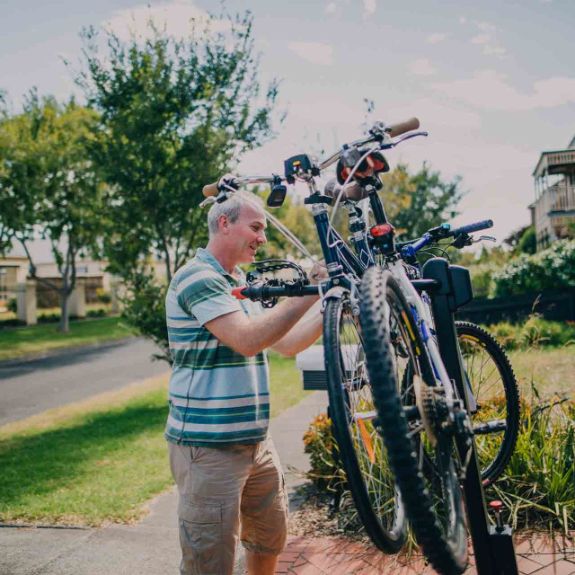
left=168, top=435, right=288, bottom=575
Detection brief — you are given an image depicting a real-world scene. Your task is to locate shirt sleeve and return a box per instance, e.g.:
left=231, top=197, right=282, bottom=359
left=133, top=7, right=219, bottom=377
left=175, top=269, right=242, bottom=325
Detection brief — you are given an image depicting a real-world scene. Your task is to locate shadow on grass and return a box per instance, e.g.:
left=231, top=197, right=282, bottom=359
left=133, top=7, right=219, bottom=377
left=0, top=401, right=167, bottom=508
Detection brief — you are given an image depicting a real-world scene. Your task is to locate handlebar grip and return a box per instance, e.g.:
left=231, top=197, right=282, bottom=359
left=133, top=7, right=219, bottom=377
left=387, top=117, right=420, bottom=138
left=202, top=181, right=220, bottom=198
left=451, top=219, right=494, bottom=236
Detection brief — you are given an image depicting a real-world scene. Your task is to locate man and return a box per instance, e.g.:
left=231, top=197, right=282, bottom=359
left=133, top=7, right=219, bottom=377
left=165, top=192, right=323, bottom=575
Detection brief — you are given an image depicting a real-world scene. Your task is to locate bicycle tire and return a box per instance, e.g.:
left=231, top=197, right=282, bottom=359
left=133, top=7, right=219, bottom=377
left=359, top=267, right=468, bottom=575
left=324, top=292, right=406, bottom=553
left=455, top=321, right=520, bottom=485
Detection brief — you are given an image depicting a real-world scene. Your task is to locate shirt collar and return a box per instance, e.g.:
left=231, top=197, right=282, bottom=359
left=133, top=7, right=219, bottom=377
left=195, top=247, right=241, bottom=281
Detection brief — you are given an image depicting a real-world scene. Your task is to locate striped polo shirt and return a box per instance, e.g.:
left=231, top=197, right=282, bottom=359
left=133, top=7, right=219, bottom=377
left=164, top=248, right=270, bottom=446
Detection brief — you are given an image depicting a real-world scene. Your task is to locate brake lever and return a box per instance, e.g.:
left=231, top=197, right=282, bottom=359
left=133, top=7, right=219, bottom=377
left=474, top=235, right=496, bottom=243
left=381, top=130, right=429, bottom=149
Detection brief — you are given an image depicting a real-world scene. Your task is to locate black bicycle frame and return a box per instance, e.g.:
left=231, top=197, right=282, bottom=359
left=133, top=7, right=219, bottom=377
left=312, top=207, right=365, bottom=277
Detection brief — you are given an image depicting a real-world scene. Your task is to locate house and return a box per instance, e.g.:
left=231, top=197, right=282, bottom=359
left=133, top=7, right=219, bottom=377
left=530, top=135, right=575, bottom=250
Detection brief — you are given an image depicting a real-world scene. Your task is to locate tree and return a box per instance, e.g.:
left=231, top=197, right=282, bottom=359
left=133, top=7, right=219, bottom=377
left=0, top=93, right=103, bottom=332
left=75, top=12, right=280, bottom=360
left=504, top=225, right=537, bottom=255
left=76, top=12, right=280, bottom=284
left=380, top=163, right=464, bottom=240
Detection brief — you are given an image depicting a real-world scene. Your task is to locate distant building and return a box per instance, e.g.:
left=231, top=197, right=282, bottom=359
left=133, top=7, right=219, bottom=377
left=530, top=135, right=575, bottom=250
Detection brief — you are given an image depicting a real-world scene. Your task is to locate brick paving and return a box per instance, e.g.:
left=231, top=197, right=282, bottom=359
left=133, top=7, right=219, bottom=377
left=275, top=533, right=575, bottom=574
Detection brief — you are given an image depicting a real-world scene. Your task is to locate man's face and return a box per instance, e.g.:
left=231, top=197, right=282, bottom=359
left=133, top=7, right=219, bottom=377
left=226, top=203, right=267, bottom=264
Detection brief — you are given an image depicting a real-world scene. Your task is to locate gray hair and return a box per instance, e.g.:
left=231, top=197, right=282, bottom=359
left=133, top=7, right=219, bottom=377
left=207, top=191, right=265, bottom=237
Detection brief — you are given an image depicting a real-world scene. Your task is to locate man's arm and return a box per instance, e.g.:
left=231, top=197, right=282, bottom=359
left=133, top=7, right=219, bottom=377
left=270, top=300, right=323, bottom=357
left=204, top=295, right=318, bottom=357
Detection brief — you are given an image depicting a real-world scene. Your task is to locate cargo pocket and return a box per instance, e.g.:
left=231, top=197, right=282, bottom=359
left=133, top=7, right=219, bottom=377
left=179, top=501, right=223, bottom=575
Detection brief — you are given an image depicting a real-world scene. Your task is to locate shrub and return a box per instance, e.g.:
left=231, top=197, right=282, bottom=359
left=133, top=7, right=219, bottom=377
left=492, top=396, right=575, bottom=534
left=120, top=273, right=170, bottom=364
left=303, top=395, right=575, bottom=534
left=95, top=288, right=112, bottom=304
left=302, top=413, right=343, bottom=490
left=7, top=298, right=17, bottom=313
left=492, top=239, right=575, bottom=297
left=87, top=308, right=107, bottom=318
left=489, top=317, right=575, bottom=350
left=468, top=264, right=499, bottom=298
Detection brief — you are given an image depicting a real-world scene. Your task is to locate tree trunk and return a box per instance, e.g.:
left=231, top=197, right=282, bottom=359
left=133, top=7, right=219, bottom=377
left=58, top=280, right=70, bottom=333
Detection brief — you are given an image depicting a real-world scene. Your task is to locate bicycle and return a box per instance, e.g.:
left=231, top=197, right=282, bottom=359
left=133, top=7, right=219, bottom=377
left=202, top=118, right=425, bottom=555
left=202, top=118, right=491, bottom=573
left=397, top=223, right=520, bottom=486
left=321, top=184, right=520, bottom=488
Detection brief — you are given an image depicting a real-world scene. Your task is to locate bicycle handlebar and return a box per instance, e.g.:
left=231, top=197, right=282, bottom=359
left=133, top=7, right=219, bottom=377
left=202, top=175, right=279, bottom=198
left=400, top=219, right=495, bottom=259
left=387, top=117, right=420, bottom=138
left=450, top=219, right=493, bottom=237
left=202, top=117, right=423, bottom=197
left=232, top=283, right=320, bottom=301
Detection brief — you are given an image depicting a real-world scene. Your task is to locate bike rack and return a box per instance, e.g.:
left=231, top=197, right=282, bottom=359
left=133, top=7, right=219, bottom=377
left=423, top=258, right=519, bottom=575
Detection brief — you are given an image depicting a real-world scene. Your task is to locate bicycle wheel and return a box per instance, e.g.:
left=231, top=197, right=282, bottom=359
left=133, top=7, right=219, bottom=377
left=359, top=267, right=468, bottom=575
left=324, top=292, right=406, bottom=553
left=456, top=321, right=520, bottom=485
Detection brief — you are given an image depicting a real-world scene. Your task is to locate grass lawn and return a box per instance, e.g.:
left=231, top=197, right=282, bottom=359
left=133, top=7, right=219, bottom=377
left=509, top=346, right=575, bottom=400
left=0, top=317, right=134, bottom=362
left=0, top=353, right=309, bottom=526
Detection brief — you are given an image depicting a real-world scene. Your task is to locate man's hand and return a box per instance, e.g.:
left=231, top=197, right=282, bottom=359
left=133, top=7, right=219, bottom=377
left=308, top=260, right=328, bottom=285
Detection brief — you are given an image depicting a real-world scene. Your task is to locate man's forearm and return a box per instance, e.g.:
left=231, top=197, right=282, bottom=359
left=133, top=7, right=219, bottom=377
left=241, top=295, right=318, bottom=356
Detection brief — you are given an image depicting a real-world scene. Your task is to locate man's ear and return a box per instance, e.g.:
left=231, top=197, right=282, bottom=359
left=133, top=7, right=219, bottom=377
left=219, top=215, right=230, bottom=234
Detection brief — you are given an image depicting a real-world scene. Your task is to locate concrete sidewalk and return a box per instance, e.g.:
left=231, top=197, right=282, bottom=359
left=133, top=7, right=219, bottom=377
left=0, top=391, right=328, bottom=575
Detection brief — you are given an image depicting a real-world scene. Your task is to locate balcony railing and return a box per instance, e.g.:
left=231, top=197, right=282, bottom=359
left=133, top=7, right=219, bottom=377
left=548, top=182, right=575, bottom=213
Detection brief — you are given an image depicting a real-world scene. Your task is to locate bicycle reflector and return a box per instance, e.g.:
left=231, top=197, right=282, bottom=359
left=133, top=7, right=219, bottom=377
left=371, top=223, right=394, bottom=237
left=336, top=151, right=390, bottom=184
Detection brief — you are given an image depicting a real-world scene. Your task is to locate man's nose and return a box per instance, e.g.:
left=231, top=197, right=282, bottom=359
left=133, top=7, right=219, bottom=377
left=257, top=231, right=267, bottom=244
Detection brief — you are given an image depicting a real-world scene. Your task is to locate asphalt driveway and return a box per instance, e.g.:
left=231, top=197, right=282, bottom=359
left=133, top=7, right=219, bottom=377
left=0, top=338, right=170, bottom=426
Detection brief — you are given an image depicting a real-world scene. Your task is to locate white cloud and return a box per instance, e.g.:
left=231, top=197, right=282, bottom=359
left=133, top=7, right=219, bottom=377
left=427, top=33, right=447, bottom=44
left=288, top=42, right=334, bottom=66
left=470, top=21, right=506, bottom=57
left=459, top=16, right=467, bottom=24
left=104, top=0, right=229, bottom=41
left=471, top=34, right=490, bottom=45
left=325, top=2, right=337, bottom=14
left=409, top=58, right=436, bottom=76
left=433, top=70, right=575, bottom=111
left=386, top=98, right=482, bottom=130
left=363, top=0, right=377, bottom=16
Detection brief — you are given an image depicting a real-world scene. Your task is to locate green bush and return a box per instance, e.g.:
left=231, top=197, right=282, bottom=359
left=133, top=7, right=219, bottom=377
left=492, top=239, right=575, bottom=297
left=303, top=395, right=575, bottom=533
left=95, top=289, right=112, bottom=304
left=489, top=317, right=575, bottom=350
left=120, top=273, right=171, bottom=364
left=87, top=309, right=107, bottom=318
left=492, top=396, right=575, bottom=533
left=469, top=264, right=499, bottom=298
left=7, top=298, right=17, bottom=313
left=302, top=413, right=343, bottom=490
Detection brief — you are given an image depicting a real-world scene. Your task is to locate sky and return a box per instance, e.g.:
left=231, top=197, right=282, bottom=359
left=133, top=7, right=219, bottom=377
left=1, top=0, right=575, bottom=251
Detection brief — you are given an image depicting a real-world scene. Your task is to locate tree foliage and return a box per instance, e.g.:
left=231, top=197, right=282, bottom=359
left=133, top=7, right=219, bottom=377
left=380, top=163, right=464, bottom=240
left=0, top=93, right=103, bottom=331
left=492, top=239, right=575, bottom=297
left=76, top=12, right=280, bottom=283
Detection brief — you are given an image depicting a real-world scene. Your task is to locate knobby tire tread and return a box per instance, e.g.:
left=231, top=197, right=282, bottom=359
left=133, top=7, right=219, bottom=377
left=455, top=321, right=520, bottom=485
left=359, top=267, right=467, bottom=575
left=324, top=296, right=405, bottom=553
